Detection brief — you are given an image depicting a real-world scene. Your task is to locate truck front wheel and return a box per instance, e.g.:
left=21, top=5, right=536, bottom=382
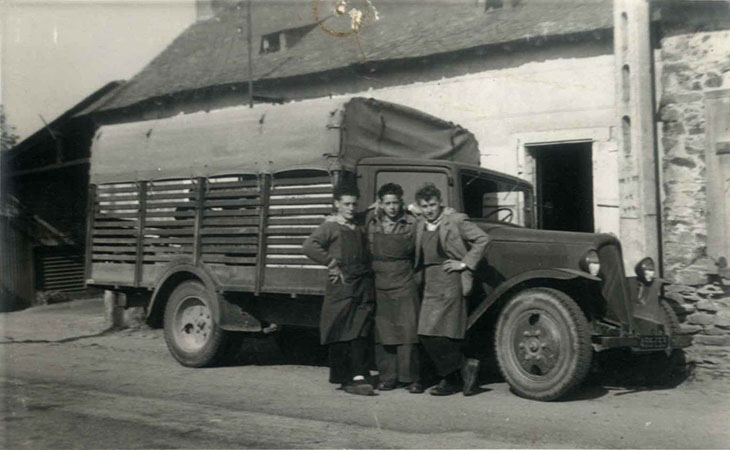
left=495, top=288, right=592, bottom=401
left=164, top=280, right=232, bottom=367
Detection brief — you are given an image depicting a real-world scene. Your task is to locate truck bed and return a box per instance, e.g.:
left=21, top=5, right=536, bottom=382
left=87, top=171, right=331, bottom=295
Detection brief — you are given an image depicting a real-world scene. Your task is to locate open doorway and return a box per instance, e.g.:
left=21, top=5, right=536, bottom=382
left=528, top=142, right=594, bottom=232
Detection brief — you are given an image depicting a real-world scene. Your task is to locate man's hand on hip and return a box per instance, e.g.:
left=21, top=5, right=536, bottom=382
left=443, top=259, right=467, bottom=273
left=329, top=266, right=345, bottom=284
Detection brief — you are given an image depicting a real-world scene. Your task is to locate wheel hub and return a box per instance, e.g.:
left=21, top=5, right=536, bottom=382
left=513, top=312, right=561, bottom=376
left=173, top=296, right=212, bottom=352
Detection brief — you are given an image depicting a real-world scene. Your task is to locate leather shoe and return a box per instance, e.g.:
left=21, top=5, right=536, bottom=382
left=461, top=358, right=480, bottom=396
left=377, top=380, right=399, bottom=391
left=429, top=378, right=462, bottom=396
left=344, top=379, right=375, bottom=396
left=406, top=382, right=424, bottom=394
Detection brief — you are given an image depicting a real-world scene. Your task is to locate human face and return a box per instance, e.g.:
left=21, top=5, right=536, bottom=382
left=380, top=194, right=403, bottom=219
left=334, top=195, right=358, bottom=222
left=417, top=196, right=443, bottom=222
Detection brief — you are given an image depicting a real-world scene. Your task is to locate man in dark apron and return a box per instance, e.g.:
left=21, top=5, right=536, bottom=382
left=366, top=183, right=423, bottom=394
left=303, top=183, right=376, bottom=396
left=414, top=183, right=489, bottom=396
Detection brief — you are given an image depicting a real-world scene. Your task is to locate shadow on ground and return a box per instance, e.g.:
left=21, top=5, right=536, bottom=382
left=227, top=327, right=693, bottom=401
left=229, top=326, right=329, bottom=367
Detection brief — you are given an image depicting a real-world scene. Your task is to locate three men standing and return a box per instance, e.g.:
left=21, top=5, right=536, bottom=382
left=304, top=180, right=488, bottom=397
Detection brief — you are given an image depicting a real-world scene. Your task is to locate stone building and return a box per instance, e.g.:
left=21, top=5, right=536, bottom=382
left=4, top=0, right=729, bottom=375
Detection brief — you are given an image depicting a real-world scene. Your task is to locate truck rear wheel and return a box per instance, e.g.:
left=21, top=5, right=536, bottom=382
left=163, top=280, right=232, bottom=367
left=495, top=288, right=592, bottom=401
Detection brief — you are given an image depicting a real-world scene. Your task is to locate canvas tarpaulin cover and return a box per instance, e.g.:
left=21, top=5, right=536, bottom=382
left=90, top=97, right=480, bottom=184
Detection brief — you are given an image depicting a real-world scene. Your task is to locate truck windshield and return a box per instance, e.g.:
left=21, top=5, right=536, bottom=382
left=461, top=172, right=532, bottom=227
left=376, top=170, right=450, bottom=208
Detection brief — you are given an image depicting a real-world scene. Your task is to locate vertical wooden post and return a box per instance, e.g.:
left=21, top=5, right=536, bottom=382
left=104, top=290, right=124, bottom=329
left=193, top=177, right=206, bottom=265
left=133, top=181, right=148, bottom=287
left=247, top=0, right=254, bottom=108
left=254, top=174, right=271, bottom=294
left=84, top=184, right=97, bottom=283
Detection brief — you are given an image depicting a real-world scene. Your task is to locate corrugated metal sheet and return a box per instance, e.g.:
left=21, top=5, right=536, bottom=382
left=36, top=247, right=86, bottom=293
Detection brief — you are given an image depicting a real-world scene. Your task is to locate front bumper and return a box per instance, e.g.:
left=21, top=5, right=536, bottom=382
left=593, top=334, right=693, bottom=351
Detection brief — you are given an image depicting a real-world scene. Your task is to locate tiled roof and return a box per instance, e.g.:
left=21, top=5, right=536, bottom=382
left=99, top=0, right=613, bottom=111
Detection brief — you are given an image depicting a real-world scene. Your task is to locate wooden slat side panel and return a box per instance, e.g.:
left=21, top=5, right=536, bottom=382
left=198, top=175, right=262, bottom=267
left=201, top=245, right=258, bottom=254
left=203, top=209, right=262, bottom=217
left=269, top=197, right=332, bottom=206
left=92, top=182, right=142, bottom=267
left=262, top=173, right=332, bottom=273
left=142, top=180, right=197, bottom=266
left=205, top=188, right=260, bottom=199
left=206, top=179, right=259, bottom=190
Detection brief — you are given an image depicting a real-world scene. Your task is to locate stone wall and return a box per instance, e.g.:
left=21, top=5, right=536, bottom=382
left=659, top=29, right=730, bottom=377
left=659, top=30, right=730, bottom=285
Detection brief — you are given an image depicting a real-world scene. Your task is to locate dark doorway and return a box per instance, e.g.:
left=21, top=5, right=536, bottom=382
left=529, top=142, right=594, bottom=232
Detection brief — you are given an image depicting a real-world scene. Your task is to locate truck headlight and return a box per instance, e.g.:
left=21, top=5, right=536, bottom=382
left=581, top=250, right=601, bottom=276
left=635, top=257, right=655, bottom=284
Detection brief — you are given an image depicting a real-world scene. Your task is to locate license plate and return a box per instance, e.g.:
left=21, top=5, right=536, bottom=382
left=640, top=335, right=668, bottom=349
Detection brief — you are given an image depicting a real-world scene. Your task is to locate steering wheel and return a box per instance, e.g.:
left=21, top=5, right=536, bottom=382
left=484, top=207, right=514, bottom=223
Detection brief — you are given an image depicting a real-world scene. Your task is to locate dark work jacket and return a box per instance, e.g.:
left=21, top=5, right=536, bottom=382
left=302, top=221, right=375, bottom=345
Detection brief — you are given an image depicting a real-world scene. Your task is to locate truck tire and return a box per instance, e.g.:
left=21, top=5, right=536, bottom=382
left=163, top=280, right=232, bottom=367
left=495, top=288, right=592, bottom=401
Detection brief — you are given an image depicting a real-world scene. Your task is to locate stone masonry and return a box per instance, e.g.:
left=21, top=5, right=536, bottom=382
left=659, top=29, right=730, bottom=378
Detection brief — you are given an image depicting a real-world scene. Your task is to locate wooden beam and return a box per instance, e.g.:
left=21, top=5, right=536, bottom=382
left=5, top=158, right=90, bottom=178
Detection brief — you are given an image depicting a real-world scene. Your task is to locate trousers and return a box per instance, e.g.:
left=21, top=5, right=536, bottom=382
left=420, top=335, right=465, bottom=378
left=375, top=343, right=420, bottom=384
left=328, top=338, right=370, bottom=384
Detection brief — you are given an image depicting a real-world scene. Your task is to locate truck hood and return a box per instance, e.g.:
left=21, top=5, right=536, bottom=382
left=477, top=222, right=619, bottom=250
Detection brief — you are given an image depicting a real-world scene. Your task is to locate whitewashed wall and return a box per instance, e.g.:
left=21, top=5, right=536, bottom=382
left=322, top=54, right=621, bottom=236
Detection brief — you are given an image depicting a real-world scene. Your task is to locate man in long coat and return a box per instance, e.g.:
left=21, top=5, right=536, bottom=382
left=302, top=183, right=375, bottom=396
left=366, top=183, right=423, bottom=393
left=414, top=182, right=489, bottom=396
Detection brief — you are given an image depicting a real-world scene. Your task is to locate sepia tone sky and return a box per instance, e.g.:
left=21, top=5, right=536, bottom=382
left=1, top=0, right=195, bottom=140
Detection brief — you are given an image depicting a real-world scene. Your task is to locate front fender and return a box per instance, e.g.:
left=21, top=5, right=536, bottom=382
left=467, top=268, right=600, bottom=329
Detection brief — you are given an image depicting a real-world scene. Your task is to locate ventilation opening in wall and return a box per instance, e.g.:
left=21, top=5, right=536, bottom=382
left=527, top=142, right=594, bottom=233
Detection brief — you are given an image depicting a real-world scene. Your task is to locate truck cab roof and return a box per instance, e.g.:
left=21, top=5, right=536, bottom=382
left=358, top=156, right=534, bottom=191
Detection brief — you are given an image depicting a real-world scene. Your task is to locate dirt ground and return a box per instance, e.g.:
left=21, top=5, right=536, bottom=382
left=1, top=298, right=729, bottom=449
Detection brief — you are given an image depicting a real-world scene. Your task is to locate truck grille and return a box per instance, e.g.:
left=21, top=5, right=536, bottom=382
left=598, top=244, right=632, bottom=326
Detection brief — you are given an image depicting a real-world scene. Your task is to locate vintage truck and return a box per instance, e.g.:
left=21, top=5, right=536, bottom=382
left=87, top=97, right=691, bottom=401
